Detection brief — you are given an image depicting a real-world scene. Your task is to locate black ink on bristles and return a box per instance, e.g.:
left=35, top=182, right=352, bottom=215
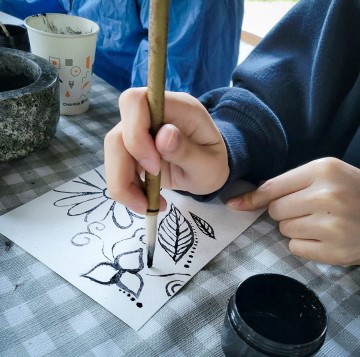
left=145, top=214, right=157, bottom=268
left=147, top=251, right=154, bottom=268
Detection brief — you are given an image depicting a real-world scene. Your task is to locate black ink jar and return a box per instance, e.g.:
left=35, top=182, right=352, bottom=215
left=221, top=274, right=327, bottom=356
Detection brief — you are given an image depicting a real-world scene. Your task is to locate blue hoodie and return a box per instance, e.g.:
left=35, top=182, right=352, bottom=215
left=200, top=0, right=360, bottom=188
left=0, top=0, right=244, bottom=97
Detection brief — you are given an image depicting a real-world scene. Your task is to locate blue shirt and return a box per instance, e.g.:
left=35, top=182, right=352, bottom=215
left=0, top=0, right=244, bottom=97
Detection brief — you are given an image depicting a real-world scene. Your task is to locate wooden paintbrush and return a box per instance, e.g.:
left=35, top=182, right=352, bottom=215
left=145, top=0, right=170, bottom=268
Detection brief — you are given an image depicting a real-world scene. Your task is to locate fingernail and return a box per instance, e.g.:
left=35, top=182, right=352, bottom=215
left=226, top=198, right=243, bottom=210
left=163, top=125, right=178, bottom=152
left=139, top=159, right=159, bottom=176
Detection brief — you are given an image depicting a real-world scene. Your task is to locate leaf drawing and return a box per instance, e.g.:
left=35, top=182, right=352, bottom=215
left=158, top=204, right=194, bottom=263
left=189, top=212, right=216, bottom=239
left=81, top=248, right=144, bottom=298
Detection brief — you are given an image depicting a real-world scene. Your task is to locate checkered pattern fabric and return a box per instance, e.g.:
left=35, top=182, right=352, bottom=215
left=1, top=76, right=359, bottom=356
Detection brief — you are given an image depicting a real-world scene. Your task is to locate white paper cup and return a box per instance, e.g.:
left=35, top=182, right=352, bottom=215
left=25, top=13, right=99, bottom=115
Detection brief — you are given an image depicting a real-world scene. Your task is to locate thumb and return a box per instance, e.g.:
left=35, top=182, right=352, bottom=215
left=156, top=124, right=182, bottom=156
left=227, top=188, right=270, bottom=211
left=226, top=163, right=314, bottom=211
left=156, top=123, right=203, bottom=173
left=155, top=123, right=228, bottom=194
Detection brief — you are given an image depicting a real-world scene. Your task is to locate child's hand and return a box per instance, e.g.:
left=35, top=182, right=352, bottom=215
left=104, top=88, right=229, bottom=214
left=227, top=157, right=360, bottom=266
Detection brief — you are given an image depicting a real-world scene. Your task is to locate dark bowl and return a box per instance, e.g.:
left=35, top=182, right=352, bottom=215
left=0, top=47, right=60, bottom=162
left=0, top=24, right=30, bottom=51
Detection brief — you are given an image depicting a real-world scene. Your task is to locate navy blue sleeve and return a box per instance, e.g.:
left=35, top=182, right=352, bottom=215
left=200, top=0, right=360, bottom=187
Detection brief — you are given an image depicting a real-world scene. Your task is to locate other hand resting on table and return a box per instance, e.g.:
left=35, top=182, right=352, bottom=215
left=228, top=158, right=360, bottom=266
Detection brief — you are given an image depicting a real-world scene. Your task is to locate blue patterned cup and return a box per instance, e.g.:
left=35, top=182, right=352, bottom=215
left=25, top=13, right=99, bottom=115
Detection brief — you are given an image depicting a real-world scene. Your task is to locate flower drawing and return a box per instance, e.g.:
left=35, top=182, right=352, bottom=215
left=54, top=168, right=143, bottom=229
left=82, top=248, right=145, bottom=298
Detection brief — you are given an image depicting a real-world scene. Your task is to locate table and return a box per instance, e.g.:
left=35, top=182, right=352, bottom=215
left=1, top=73, right=360, bottom=356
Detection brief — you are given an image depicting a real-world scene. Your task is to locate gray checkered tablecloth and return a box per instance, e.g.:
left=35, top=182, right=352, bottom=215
left=1, top=75, right=359, bottom=357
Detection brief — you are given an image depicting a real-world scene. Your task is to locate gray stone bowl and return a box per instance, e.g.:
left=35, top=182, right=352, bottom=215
left=0, top=47, right=59, bottom=162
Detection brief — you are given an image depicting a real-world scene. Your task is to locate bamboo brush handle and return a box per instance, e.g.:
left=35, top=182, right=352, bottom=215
left=145, top=0, right=170, bottom=216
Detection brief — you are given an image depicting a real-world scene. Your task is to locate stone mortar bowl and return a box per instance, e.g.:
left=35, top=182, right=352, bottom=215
left=0, top=47, right=59, bottom=162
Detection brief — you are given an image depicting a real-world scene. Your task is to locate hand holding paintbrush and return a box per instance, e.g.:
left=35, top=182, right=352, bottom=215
left=145, top=0, right=170, bottom=268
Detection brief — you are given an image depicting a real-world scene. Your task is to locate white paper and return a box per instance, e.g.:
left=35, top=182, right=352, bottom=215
left=0, top=166, right=263, bottom=330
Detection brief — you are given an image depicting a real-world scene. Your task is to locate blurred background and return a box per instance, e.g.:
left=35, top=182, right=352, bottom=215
left=239, top=0, right=299, bottom=63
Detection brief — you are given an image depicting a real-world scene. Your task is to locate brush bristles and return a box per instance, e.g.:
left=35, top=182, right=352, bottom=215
left=146, top=214, right=158, bottom=268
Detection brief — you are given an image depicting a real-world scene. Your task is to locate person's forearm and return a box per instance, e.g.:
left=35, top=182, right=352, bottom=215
left=199, top=0, right=360, bottom=190
left=232, top=0, right=360, bottom=172
left=200, top=87, right=287, bottom=185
